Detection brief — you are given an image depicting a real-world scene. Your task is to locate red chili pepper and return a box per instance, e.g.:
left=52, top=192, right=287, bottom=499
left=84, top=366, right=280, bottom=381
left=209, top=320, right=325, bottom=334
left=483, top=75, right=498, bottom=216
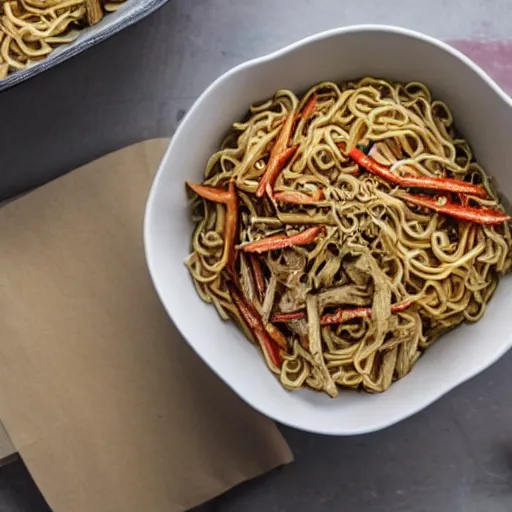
left=186, top=181, right=239, bottom=271
left=348, top=147, right=487, bottom=198
left=272, top=298, right=415, bottom=325
left=227, top=281, right=283, bottom=368
left=250, top=254, right=266, bottom=300
left=238, top=226, right=324, bottom=254
left=274, top=188, right=325, bottom=205
left=301, top=93, right=317, bottom=121
left=401, top=192, right=511, bottom=226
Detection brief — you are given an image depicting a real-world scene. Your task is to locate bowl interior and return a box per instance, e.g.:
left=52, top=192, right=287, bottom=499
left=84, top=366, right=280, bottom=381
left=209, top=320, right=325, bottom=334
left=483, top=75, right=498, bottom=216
left=145, top=26, right=512, bottom=434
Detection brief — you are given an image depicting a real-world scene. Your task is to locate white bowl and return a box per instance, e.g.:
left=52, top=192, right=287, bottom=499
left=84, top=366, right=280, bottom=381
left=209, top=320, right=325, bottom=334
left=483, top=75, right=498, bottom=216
left=144, top=25, right=512, bottom=435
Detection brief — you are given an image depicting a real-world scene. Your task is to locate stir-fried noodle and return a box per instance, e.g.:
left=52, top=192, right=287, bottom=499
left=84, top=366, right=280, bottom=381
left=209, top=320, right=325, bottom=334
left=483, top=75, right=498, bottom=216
left=186, top=78, right=512, bottom=397
left=0, top=0, right=125, bottom=78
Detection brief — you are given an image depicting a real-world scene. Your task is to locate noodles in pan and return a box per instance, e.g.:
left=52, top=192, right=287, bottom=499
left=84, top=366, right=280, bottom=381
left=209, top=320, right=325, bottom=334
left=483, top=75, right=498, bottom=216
left=185, top=78, right=512, bottom=397
left=0, top=0, right=126, bottom=79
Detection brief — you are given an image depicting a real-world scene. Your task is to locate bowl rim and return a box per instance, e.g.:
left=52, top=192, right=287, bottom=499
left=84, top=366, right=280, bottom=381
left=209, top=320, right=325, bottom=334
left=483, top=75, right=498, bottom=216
left=144, top=24, right=512, bottom=435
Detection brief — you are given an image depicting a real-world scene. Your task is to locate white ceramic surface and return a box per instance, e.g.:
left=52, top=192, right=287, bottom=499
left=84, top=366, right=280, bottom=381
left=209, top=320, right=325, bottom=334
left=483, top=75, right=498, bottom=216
left=144, top=25, right=512, bottom=435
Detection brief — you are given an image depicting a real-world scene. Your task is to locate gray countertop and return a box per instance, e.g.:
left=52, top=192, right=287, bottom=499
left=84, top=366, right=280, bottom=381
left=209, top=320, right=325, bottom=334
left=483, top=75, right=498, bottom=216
left=1, top=1, right=512, bottom=511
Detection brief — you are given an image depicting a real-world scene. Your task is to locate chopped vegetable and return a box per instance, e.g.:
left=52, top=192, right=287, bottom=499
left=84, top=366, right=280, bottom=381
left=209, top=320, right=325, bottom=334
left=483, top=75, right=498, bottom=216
left=250, top=255, right=266, bottom=300
left=265, top=323, right=288, bottom=350
left=227, top=281, right=283, bottom=368
left=238, top=226, right=324, bottom=253
left=186, top=181, right=239, bottom=271
left=186, top=182, right=232, bottom=204
left=255, top=96, right=318, bottom=198
left=321, top=298, right=415, bottom=325
left=256, top=144, right=298, bottom=197
left=356, top=140, right=375, bottom=155
left=348, top=147, right=488, bottom=198
left=272, top=310, right=306, bottom=323
left=401, top=192, right=511, bottom=225
left=307, top=295, right=338, bottom=398
left=272, top=298, right=415, bottom=325
left=274, top=188, right=325, bottom=205
left=301, top=94, right=317, bottom=121
left=256, top=113, right=298, bottom=197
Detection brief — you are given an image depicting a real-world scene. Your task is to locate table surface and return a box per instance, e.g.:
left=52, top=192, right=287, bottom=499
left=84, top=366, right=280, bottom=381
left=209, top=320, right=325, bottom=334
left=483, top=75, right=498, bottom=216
left=2, top=1, right=512, bottom=511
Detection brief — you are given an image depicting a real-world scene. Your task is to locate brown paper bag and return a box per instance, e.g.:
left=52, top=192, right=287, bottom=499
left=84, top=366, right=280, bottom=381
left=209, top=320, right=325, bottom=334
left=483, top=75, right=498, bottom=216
left=0, top=139, right=292, bottom=512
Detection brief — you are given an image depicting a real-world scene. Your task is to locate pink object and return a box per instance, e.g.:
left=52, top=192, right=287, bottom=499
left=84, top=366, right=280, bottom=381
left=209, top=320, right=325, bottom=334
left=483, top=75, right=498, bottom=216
left=449, top=40, right=512, bottom=94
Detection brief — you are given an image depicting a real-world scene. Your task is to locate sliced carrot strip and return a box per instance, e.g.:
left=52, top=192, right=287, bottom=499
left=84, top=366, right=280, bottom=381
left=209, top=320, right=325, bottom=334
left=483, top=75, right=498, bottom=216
left=186, top=182, right=232, bottom=203
left=227, top=281, right=283, bottom=368
left=186, top=181, right=239, bottom=272
left=301, top=93, right=317, bottom=121
left=272, top=311, right=306, bottom=322
left=250, top=254, right=266, bottom=299
left=401, top=192, right=510, bottom=225
left=238, top=226, right=324, bottom=254
left=274, top=188, right=324, bottom=205
left=265, top=323, right=288, bottom=350
left=256, top=111, right=297, bottom=197
left=321, top=298, right=416, bottom=325
left=272, top=298, right=416, bottom=325
left=256, top=145, right=298, bottom=198
left=348, top=147, right=487, bottom=198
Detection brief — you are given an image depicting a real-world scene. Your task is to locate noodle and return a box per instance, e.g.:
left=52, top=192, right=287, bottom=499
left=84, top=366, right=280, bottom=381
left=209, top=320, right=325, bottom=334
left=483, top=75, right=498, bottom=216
left=0, top=0, right=126, bottom=79
left=185, top=78, right=512, bottom=396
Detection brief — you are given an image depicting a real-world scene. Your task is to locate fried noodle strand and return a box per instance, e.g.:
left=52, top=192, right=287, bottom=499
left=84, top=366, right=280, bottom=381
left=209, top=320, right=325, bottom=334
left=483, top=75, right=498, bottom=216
left=185, top=78, right=512, bottom=396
